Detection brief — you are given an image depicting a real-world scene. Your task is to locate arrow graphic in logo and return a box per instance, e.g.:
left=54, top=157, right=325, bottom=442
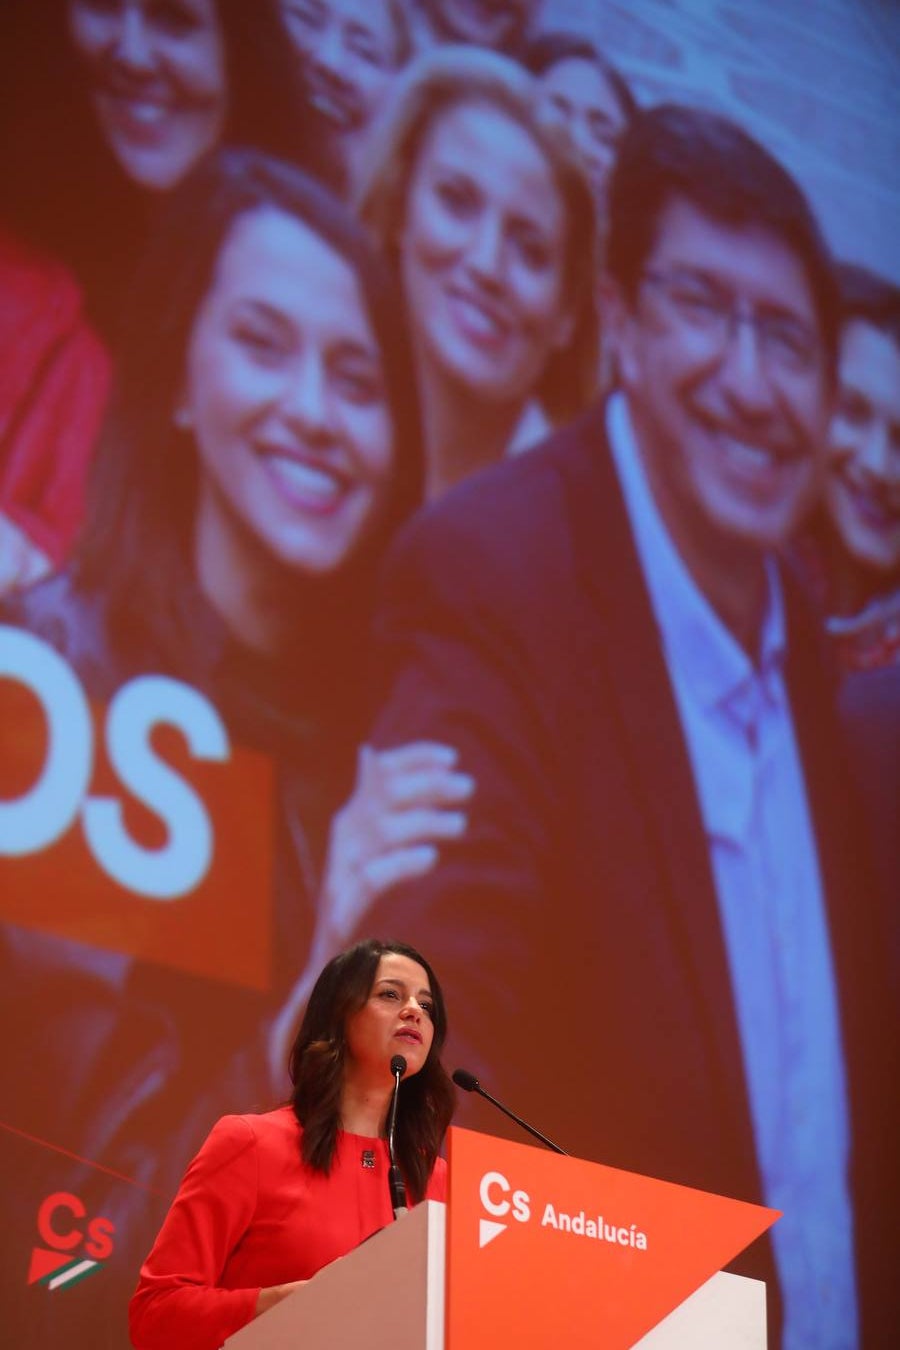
left=27, top=1248, right=100, bottom=1290
left=479, top=1218, right=507, bottom=1248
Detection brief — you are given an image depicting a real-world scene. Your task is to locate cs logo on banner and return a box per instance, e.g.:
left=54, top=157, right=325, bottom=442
left=478, top=1170, right=531, bottom=1248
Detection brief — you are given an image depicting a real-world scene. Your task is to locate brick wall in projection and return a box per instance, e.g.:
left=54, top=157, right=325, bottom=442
left=544, top=0, right=900, bottom=282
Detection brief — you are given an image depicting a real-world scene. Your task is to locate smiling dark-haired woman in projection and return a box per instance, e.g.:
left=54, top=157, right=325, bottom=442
left=0, top=145, right=470, bottom=1345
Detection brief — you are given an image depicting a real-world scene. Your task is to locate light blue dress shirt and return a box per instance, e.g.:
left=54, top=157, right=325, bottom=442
left=607, top=392, right=859, bottom=1349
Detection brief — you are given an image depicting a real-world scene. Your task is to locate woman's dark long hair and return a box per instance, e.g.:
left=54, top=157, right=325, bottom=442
left=289, top=940, right=456, bottom=1202
left=0, top=0, right=339, bottom=332
left=73, top=146, right=423, bottom=669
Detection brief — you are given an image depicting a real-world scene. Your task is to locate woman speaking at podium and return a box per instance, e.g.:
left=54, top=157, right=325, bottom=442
left=129, top=938, right=455, bottom=1349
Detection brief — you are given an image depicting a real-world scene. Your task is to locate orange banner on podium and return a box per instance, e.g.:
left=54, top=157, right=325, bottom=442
left=446, top=1127, right=778, bottom=1349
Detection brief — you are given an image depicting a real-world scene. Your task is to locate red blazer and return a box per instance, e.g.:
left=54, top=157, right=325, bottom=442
left=129, top=1107, right=447, bottom=1350
left=0, top=228, right=110, bottom=565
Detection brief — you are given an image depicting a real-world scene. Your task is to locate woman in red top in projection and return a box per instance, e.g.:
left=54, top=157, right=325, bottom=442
left=0, top=0, right=334, bottom=593
left=129, top=938, right=455, bottom=1349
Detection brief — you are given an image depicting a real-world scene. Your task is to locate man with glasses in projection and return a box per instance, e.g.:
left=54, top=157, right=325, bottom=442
left=354, top=105, right=895, bottom=1347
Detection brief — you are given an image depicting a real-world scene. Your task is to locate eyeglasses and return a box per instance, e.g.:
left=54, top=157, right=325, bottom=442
left=640, top=268, right=822, bottom=375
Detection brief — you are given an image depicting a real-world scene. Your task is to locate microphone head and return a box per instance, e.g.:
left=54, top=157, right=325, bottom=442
left=390, top=1055, right=407, bottom=1078
left=452, top=1068, right=480, bottom=1093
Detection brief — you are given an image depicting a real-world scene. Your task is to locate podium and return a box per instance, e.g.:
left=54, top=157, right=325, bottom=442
left=225, top=1126, right=777, bottom=1349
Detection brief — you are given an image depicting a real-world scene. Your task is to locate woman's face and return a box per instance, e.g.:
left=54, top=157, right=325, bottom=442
left=344, top=952, right=436, bottom=1084
left=67, top=0, right=227, bottom=191
left=279, top=0, right=402, bottom=145
left=538, top=57, right=627, bottom=209
left=824, top=319, right=900, bottom=573
left=181, top=205, right=395, bottom=580
left=400, top=99, right=573, bottom=408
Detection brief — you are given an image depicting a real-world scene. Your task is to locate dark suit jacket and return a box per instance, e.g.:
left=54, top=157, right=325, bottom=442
left=362, top=405, right=897, bottom=1344
left=840, top=664, right=900, bottom=986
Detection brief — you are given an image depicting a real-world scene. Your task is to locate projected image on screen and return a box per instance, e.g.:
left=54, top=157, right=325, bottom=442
left=0, top=2, right=897, bottom=1347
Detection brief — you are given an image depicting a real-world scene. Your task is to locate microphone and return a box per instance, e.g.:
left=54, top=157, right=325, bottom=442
left=387, top=1054, right=408, bottom=1218
left=452, top=1068, right=568, bottom=1155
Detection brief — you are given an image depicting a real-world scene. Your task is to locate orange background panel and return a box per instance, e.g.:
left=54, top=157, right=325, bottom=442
left=0, top=683, right=275, bottom=992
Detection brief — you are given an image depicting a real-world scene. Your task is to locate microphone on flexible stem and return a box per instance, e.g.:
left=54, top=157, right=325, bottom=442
left=387, top=1054, right=408, bottom=1218
left=452, top=1068, right=569, bottom=1155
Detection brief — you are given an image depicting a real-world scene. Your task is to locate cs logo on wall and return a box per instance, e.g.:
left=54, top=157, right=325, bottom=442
left=26, top=1191, right=115, bottom=1292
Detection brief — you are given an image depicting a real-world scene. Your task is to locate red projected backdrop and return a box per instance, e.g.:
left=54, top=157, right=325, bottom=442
left=0, top=2, right=897, bottom=1347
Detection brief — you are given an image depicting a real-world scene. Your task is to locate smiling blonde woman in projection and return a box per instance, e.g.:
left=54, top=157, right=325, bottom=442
left=358, top=46, right=600, bottom=499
